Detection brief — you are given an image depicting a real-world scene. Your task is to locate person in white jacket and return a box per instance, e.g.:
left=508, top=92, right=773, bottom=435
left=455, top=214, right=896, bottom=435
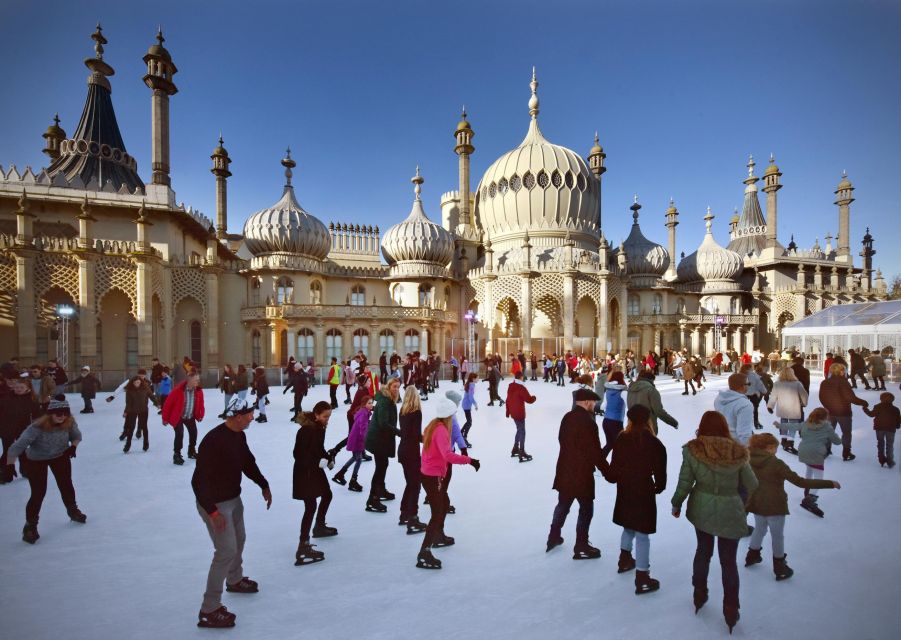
left=766, top=367, right=808, bottom=455
left=713, top=373, right=755, bottom=446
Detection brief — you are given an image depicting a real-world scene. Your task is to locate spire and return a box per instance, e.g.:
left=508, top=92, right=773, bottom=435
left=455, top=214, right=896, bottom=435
left=729, top=155, right=767, bottom=255
left=412, top=165, right=423, bottom=201
left=630, top=194, right=641, bottom=224
left=529, top=66, right=539, bottom=119
left=704, top=206, right=714, bottom=234
left=282, top=147, right=296, bottom=188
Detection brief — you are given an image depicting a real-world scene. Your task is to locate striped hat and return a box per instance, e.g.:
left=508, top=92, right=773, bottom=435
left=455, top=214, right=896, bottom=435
left=47, top=394, right=71, bottom=415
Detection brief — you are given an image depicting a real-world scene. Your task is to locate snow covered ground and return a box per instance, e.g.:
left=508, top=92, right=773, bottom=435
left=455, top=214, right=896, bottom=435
left=1, top=373, right=898, bottom=639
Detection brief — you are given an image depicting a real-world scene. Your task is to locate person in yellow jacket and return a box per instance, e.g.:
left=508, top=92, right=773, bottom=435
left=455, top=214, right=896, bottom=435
left=327, top=358, right=342, bottom=409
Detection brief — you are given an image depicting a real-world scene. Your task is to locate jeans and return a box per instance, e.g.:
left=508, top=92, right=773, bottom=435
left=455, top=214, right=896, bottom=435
left=421, top=475, right=449, bottom=548
left=462, top=410, right=473, bottom=437
left=877, top=430, right=896, bottom=464
left=748, top=514, right=785, bottom=557
left=23, top=454, right=76, bottom=523
left=513, top=418, right=526, bottom=450
left=601, top=418, right=623, bottom=457
left=550, top=493, right=594, bottom=541
left=400, top=456, right=421, bottom=517
left=370, top=454, right=389, bottom=497
left=621, top=528, right=651, bottom=571
left=300, top=489, right=332, bottom=541
left=828, top=414, right=853, bottom=454
left=173, top=418, right=198, bottom=453
left=805, top=464, right=824, bottom=496
left=196, top=497, right=245, bottom=613
left=779, top=418, right=801, bottom=437
left=223, top=393, right=233, bottom=411
left=339, top=451, right=363, bottom=479
left=692, top=528, right=740, bottom=608
left=124, top=412, right=149, bottom=447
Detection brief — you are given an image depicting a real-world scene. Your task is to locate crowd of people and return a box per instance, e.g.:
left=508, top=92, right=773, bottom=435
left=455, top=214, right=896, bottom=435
left=1, top=345, right=898, bottom=633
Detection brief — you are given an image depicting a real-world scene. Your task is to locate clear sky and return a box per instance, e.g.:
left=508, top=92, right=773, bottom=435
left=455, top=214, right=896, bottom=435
left=2, top=0, right=899, bottom=276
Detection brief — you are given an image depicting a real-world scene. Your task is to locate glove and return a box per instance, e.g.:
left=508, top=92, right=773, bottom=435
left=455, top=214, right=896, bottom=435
left=318, top=458, right=328, bottom=469
left=469, top=458, right=480, bottom=471
left=105, top=396, right=115, bottom=403
left=65, top=445, right=77, bottom=459
left=327, top=458, right=335, bottom=470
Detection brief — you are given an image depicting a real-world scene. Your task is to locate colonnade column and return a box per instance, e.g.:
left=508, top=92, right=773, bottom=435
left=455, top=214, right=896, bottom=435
left=598, top=277, right=609, bottom=357
left=745, top=327, right=756, bottom=354
left=76, top=255, right=97, bottom=367
left=562, top=273, right=575, bottom=352
left=690, top=326, right=700, bottom=355
left=520, top=276, right=533, bottom=354
left=14, top=252, right=37, bottom=358
left=204, top=270, right=221, bottom=371
left=268, top=322, right=279, bottom=368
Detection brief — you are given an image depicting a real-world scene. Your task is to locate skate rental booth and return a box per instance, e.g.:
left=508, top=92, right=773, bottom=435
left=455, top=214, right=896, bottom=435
left=781, top=300, right=901, bottom=378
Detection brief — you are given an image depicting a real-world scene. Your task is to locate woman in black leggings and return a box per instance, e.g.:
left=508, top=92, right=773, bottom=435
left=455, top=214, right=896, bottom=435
left=364, top=378, right=401, bottom=513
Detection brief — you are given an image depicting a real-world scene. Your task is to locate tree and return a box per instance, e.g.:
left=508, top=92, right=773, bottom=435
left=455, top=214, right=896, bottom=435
left=889, top=274, right=901, bottom=300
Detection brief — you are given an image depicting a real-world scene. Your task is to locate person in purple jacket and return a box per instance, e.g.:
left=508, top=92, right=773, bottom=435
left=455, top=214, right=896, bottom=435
left=332, top=396, right=372, bottom=493
left=440, top=390, right=471, bottom=517
left=461, top=373, right=478, bottom=447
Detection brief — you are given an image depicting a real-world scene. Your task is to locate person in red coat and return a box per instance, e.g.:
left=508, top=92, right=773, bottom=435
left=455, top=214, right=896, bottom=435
left=162, top=371, right=206, bottom=466
left=505, top=372, right=537, bottom=462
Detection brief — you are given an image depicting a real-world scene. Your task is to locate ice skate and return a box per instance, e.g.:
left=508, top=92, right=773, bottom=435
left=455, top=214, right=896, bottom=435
left=693, top=587, right=708, bottom=613
left=226, top=577, right=259, bottom=593
left=331, top=471, right=347, bottom=486
left=379, top=487, right=395, bottom=501
left=617, top=549, right=636, bottom=573
left=546, top=535, right=564, bottom=553
left=66, top=505, right=87, bottom=523
left=723, top=605, right=740, bottom=634
left=406, top=517, right=427, bottom=535
left=416, top=548, right=441, bottom=570
left=365, top=497, right=387, bottom=513
left=432, top=534, right=455, bottom=548
left=518, top=450, right=533, bottom=463
left=800, top=495, right=824, bottom=518
left=22, top=522, right=39, bottom=544
left=312, top=523, right=338, bottom=538
left=173, top=452, right=185, bottom=465
left=510, top=444, right=520, bottom=458
left=634, top=570, right=660, bottom=595
left=773, top=555, right=794, bottom=581
left=188, top=445, right=197, bottom=459
left=572, top=541, right=601, bottom=560
left=745, top=547, right=762, bottom=567
left=348, top=478, right=363, bottom=492
left=197, top=606, right=236, bottom=628
left=294, top=541, right=325, bottom=565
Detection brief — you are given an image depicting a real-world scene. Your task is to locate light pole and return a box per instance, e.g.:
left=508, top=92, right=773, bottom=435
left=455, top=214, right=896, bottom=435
left=463, top=310, right=480, bottom=373
left=56, top=304, right=76, bottom=368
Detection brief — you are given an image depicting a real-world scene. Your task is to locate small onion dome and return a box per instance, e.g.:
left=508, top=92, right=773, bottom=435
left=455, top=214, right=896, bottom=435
left=678, top=209, right=743, bottom=282
left=43, top=113, right=66, bottom=141
left=381, top=167, right=454, bottom=266
left=621, top=196, right=669, bottom=276
left=837, top=171, right=852, bottom=190
left=455, top=108, right=473, bottom=135
left=764, top=153, right=780, bottom=176
left=589, top=132, right=604, bottom=156
left=242, top=149, right=330, bottom=260
left=147, top=28, right=172, bottom=61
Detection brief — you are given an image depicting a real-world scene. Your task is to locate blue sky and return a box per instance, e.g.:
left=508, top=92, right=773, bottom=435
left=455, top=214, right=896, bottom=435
left=2, top=0, right=900, bottom=276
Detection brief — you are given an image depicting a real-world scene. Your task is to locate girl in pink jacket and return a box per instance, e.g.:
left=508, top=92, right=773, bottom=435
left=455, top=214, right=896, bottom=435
left=416, top=397, right=480, bottom=570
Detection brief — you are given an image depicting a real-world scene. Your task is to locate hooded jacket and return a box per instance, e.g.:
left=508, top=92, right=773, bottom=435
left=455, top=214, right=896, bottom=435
left=505, top=381, right=536, bottom=421
left=671, top=436, right=758, bottom=539
left=785, top=419, right=843, bottom=465
left=714, top=390, right=754, bottom=445
left=626, top=378, right=677, bottom=435
left=365, top=390, right=399, bottom=458
left=603, top=382, right=627, bottom=422
left=745, top=449, right=834, bottom=516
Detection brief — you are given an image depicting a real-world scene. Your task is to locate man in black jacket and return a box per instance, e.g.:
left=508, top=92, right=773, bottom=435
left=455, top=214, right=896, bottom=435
left=284, top=362, right=308, bottom=415
left=191, top=398, right=271, bottom=629
left=791, top=356, right=810, bottom=394
left=547, top=388, right=609, bottom=559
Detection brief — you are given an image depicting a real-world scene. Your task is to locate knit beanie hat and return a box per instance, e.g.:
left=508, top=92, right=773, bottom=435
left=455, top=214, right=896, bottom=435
left=433, top=397, right=458, bottom=421
left=445, top=390, right=463, bottom=407
left=81, top=365, right=90, bottom=372
left=47, top=394, right=71, bottom=415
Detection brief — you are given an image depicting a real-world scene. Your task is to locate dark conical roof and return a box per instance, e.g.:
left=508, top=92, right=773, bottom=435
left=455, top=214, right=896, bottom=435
left=727, top=155, right=778, bottom=256
left=46, top=26, right=144, bottom=193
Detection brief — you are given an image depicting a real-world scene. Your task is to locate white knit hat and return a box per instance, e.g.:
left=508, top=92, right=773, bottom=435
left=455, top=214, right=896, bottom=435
left=433, top=397, right=458, bottom=420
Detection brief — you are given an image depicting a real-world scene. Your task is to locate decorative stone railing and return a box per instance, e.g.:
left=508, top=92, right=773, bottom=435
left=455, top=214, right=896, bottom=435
left=629, top=313, right=759, bottom=327
left=240, top=303, right=459, bottom=324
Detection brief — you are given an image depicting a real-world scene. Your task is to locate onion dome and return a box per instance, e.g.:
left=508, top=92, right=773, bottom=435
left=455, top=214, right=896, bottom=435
left=764, top=153, right=780, bottom=177
left=381, top=167, right=455, bottom=266
left=475, top=68, right=598, bottom=249
left=242, top=149, right=331, bottom=260
left=837, top=170, right=852, bottom=190
left=620, top=196, right=669, bottom=276
left=678, top=208, right=743, bottom=284
left=42, top=114, right=67, bottom=161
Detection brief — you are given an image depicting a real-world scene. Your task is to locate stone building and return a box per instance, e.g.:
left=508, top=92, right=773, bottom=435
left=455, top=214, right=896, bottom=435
left=0, top=28, right=888, bottom=385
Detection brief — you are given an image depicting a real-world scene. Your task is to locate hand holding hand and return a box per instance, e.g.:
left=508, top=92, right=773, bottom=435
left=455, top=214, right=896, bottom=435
left=469, top=458, right=481, bottom=471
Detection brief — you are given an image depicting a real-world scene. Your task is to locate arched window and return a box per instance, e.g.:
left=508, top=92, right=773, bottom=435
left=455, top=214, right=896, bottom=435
left=276, top=277, right=294, bottom=304
left=419, top=284, right=433, bottom=307
left=353, top=328, right=369, bottom=354
left=701, top=297, right=719, bottom=314
left=251, top=277, right=261, bottom=306
left=392, top=284, right=404, bottom=305
left=297, top=328, right=315, bottom=362
left=627, top=294, right=640, bottom=316
left=404, top=328, right=420, bottom=353
left=677, top=297, right=686, bottom=315
left=730, top=296, right=740, bottom=315
left=350, top=284, right=365, bottom=306
left=310, top=281, right=322, bottom=305
left=652, top=294, right=663, bottom=314
left=379, top=329, right=395, bottom=353
left=326, top=329, right=343, bottom=361
left=251, top=330, right=262, bottom=366
left=190, top=321, right=202, bottom=365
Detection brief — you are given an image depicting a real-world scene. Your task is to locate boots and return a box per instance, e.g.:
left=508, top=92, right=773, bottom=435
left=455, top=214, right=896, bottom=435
left=66, top=505, right=87, bottom=523
left=365, top=495, right=387, bottom=513
left=416, top=546, right=441, bottom=569
left=842, top=450, right=856, bottom=461
left=510, top=444, right=520, bottom=458
left=348, top=478, right=363, bottom=492
left=256, top=415, right=268, bottom=423
left=634, top=570, right=660, bottom=595
left=331, top=471, right=347, bottom=486
left=773, top=555, right=794, bottom=581
left=617, top=549, right=636, bottom=573
left=723, top=605, right=740, bottom=634
left=782, top=438, right=798, bottom=455
left=173, top=452, right=185, bottom=465
left=294, top=539, right=325, bottom=565
left=572, top=538, right=601, bottom=560
left=745, top=547, right=762, bottom=567
left=312, top=522, right=338, bottom=538
left=188, top=445, right=197, bottom=460
left=22, top=521, right=39, bottom=544
left=406, top=516, right=427, bottom=535
left=800, top=494, right=824, bottom=518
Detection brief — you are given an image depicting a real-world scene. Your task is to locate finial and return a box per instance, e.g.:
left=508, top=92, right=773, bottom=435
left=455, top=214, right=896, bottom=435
left=137, top=199, right=147, bottom=221
left=528, top=67, right=539, bottom=119
left=412, top=165, right=424, bottom=200
left=281, top=147, right=296, bottom=186
left=53, top=113, right=60, bottom=127
left=630, top=195, right=641, bottom=223
left=156, top=26, right=164, bottom=45
left=595, top=131, right=599, bottom=144
left=769, top=152, right=775, bottom=163
left=704, top=206, right=714, bottom=233
left=747, top=154, right=756, bottom=177
left=218, top=134, right=223, bottom=145
left=842, top=169, right=847, bottom=178
left=461, top=105, right=467, bottom=119
left=91, top=23, right=107, bottom=59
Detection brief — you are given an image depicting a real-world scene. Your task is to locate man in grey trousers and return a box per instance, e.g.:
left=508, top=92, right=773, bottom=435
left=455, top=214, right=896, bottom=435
left=191, top=397, right=272, bottom=628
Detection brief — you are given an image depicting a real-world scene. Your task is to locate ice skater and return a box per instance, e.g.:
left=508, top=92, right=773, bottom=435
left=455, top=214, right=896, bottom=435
left=397, top=387, right=427, bottom=533
left=1, top=365, right=36, bottom=484
left=122, top=374, right=154, bottom=453
left=161, top=370, right=205, bottom=466
left=250, top=366, right=269, bottom=423
left=863, top=392, right=901, bottom=467
left=65, top=365, right=99, bottom=413
left=191, top=396, right=271, bottom=628
left=784, top=408, right=843, bottom=518
left=364, top=378, right=401, bottom=513
left=332, top=395, right=372, bottom=492
left=505, top=371, right=536, bottom=462
left=461, top=373, right=478, bottom=447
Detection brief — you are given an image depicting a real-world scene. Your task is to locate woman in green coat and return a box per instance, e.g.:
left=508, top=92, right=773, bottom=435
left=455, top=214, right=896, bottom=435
left=671, top=411, right=758, bottom=634
left=744, top=433, right=840, bottom=581
left=364, top=378, right=401, bottom=513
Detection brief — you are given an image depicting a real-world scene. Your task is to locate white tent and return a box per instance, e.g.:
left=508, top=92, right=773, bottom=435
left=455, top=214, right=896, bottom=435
left=781, top=300, right=901, bottom=360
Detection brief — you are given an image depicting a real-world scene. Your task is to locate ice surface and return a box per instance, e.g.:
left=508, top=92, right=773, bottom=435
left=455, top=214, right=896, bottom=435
left=1, top=374, right=898, bottom=639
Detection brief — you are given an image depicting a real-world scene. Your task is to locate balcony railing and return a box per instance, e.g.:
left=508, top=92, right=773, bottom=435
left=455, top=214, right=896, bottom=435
left=240, top=303, right=459, bottom=324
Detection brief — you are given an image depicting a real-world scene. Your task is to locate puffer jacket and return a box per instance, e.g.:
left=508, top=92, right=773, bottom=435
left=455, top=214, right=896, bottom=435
left=745, top=448, right=834, bottom=516
left=671, top=436, right=758, bottom=539
left=785, top=419, right=843, bottom=465
left=603, top=382, right=627, bottom=422
left=365, top=390, right=399, bottom=458
left=766, top=380, right=808, bottom=420
left=818, top=375, right=867, bottom=417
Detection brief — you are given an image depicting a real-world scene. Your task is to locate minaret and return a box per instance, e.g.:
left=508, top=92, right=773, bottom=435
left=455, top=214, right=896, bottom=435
left=210, top=136, right=232, bottom=240
left=762, top=154, right=782, bottom=249
left=587, top=132, right=606, bottom=229
left=454, top=107, right=475, bottom=229
left=664, top=198, right=679, bottom=280
left=142, top=28, right=178, bottom=187
left=42, top=114, right=66, bottom=162
left=860, top=227, right=875, bottom=290
left=834, top=171, right=854, bottom=264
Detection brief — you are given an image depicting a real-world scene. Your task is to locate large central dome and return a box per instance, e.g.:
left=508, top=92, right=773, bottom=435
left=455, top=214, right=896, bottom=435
left=475, top=70, right=599, bottom=252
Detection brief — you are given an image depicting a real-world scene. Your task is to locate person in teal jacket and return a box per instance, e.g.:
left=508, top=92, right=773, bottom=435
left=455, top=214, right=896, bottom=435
left=783, top=407, right=842, bottom=517
left=364, top=378, right=401, bottom=513
left=671, top=411, right=758, bottom=634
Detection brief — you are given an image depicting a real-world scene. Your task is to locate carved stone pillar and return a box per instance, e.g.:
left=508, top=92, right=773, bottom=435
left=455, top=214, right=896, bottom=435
left=563, top=273, right=575, bottom=352
left=76, top=254, right=97, bottom=365
left=15, top=252, right=37, bottom=358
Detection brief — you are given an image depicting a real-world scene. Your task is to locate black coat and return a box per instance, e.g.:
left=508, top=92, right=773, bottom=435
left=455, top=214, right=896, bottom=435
left=69, top=374, right=99, bottom=398
left=292, top=413, right=330, bottom=500
left=397, top=409, right=422, bottom=464
left=552, top=407, right=608, bottom=499
left=286, top=370, right=308, bottom=397
left=1, top=392, right=34, bottom=440
left=606, top=430, right=667, bottom=534
left=791, top=363, right=810, bottom=393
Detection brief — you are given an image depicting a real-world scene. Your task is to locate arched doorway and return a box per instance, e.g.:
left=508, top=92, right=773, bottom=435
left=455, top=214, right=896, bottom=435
left=174, top=296, right=204, bottom=374
left=99, top=288, right=135, bottom=380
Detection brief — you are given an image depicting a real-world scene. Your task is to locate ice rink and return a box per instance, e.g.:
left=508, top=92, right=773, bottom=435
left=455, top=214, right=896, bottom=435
left=1, top=373, right=898, bottom=639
